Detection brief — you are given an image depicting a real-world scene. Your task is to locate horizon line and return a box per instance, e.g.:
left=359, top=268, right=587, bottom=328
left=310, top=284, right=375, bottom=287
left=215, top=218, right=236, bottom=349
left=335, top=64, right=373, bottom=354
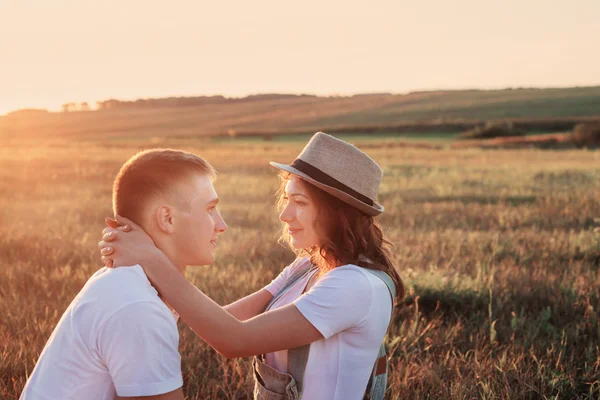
left=3, top=83, right=600, bottom=117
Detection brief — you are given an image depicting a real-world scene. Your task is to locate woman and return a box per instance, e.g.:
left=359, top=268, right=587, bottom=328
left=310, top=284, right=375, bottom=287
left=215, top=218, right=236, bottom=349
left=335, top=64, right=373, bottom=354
left=99, top=132, right=404, bottom=400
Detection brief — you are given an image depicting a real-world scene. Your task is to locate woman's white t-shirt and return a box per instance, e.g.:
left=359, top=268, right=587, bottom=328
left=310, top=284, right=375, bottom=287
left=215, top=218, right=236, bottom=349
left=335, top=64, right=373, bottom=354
left=263, top=258, right=393, bottom=400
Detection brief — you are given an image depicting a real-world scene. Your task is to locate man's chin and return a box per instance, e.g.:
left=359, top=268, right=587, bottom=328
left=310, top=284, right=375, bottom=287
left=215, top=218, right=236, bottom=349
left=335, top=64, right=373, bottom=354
left=190, top=256, right=215, bottom=266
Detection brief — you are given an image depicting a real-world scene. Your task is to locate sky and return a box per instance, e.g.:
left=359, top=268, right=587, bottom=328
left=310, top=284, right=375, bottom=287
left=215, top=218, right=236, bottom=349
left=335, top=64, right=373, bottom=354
left=1, top=0, right=599, bottom=115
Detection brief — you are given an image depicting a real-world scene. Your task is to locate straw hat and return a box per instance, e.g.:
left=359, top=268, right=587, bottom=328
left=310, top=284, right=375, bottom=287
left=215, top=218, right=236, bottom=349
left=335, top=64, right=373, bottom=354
left=270, top=132, right=384, bottom=216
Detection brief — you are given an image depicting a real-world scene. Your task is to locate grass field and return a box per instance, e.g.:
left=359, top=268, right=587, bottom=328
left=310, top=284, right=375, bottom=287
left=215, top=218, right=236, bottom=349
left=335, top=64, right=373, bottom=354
left=1, top=137, right=599, bottom=399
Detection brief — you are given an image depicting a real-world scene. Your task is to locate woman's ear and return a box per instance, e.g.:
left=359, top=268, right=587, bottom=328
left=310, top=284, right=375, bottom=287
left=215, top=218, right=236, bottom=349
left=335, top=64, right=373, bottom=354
left=154, top=205, right=175, bottom=234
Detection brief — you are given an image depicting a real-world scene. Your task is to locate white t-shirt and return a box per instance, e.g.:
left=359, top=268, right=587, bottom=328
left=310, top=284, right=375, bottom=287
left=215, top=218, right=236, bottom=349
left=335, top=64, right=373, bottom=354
left=20, top=265, right=183, bottom=400
left=263, top=258, right=393, bottom=400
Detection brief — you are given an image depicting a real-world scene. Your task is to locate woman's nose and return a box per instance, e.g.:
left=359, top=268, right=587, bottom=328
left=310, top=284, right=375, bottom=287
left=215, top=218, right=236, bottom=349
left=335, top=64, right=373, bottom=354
left=279, top=204, right=293, bottom=223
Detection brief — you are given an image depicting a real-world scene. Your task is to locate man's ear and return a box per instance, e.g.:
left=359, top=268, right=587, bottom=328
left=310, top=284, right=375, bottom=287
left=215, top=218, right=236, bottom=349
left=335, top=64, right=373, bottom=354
left=154, top=205, right=175, bottom=234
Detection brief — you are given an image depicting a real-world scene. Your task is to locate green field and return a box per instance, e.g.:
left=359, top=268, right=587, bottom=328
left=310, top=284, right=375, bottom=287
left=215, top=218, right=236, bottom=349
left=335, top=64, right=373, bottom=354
left=2, top=86, right=600, bottom=142
left=1, top=137, right=599, bottom=399
left=209, top=132, right=461, bottom=144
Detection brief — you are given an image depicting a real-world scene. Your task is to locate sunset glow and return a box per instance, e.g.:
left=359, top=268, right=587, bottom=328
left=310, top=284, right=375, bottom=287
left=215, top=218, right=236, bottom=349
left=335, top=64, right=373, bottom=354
left=1, top=0, right=599, bottom=115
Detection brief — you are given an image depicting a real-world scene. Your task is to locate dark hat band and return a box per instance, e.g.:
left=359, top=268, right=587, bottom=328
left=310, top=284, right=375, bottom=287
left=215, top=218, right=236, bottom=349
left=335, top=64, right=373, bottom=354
left=289, top=159, right=374, bottom=206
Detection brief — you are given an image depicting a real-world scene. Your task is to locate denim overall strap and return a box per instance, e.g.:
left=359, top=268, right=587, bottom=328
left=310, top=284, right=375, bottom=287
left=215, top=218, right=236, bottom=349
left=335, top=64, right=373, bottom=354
left=265, top=258, right=316, bottom=312
left=254, top=259, right=315, bottom=399
left=286, top=344, right=310, bottom=394
left=265, top=258, right=315, bottom=395
left=256, top=261, right=396, bottom=399
left=363, top=268, right=396, bottom=298
left=284, top=267, right=397, bottom=399
left=362, top=268, right=396, bottom=400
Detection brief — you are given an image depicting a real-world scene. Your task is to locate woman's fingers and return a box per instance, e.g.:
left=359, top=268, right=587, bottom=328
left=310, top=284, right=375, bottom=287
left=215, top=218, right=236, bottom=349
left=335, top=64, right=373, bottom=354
left=101, top=256, right=114, bottom=268
left=102, top=226, right=120, bottom=235
left=117, top=224, right=131, bottom=232
left=97, top=237, right=115, bottom=250
left=114, top=215, right=138, bottom=231
left=103, top=231, right=116, bottom=241
left=105, top=217, right=119, bottom=229
left=100, top=217, right=123, bottom=268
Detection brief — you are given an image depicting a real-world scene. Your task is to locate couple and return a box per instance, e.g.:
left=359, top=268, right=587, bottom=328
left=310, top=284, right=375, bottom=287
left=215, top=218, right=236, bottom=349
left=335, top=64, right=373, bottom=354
left=21, top=132, right=405, bottom=400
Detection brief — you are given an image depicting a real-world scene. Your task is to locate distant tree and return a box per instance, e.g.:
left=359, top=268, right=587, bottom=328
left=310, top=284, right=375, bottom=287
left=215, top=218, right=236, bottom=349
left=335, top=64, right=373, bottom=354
left=97, top=99, right=121, bottom=110
left=572, top=122, right=600, bottom=147
left=62, top=102, right=76, bottom=112
left=80, top=102, right=90, bottom=111
left=459, top=121, right=526, bottom=140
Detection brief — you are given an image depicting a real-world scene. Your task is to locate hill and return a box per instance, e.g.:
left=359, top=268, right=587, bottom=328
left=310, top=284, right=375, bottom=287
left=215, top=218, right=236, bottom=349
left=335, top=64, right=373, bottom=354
left=2, top=86, right=600, bottom=140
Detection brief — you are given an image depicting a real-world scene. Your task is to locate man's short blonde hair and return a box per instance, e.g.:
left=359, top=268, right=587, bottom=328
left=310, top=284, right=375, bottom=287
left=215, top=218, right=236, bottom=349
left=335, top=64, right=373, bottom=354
left=112, top=149, right=216, bottom=225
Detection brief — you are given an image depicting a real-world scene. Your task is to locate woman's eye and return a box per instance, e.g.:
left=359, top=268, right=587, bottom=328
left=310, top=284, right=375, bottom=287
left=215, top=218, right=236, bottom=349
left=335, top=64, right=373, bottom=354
left=295, top=201, right=307, bottom=206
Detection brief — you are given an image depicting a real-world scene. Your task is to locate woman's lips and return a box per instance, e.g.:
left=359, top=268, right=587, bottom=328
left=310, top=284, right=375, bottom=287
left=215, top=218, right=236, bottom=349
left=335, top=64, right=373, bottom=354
left=288, top=228, right=303, bottom=235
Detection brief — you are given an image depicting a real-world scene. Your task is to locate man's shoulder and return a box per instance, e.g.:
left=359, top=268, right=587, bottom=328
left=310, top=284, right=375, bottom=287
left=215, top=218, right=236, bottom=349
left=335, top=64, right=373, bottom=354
left=72, top=265, right=167, bottom=324
left=83, top=265, right=157, bottom=298
left=102, top=298, right=178, bottom=332
left=69, top=266, right=177, bottom=349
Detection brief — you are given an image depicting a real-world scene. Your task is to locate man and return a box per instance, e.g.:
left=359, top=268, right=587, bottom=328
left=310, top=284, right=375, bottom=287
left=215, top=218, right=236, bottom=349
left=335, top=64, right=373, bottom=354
left=20, top=149, right=227, bottom=399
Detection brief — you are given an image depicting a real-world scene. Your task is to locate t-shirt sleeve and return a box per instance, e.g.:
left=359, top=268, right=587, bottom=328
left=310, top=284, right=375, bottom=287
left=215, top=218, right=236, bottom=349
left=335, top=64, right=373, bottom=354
left=97, top=301, right=183, bottom=397
left=263, top=257, right=308, bottom=296
left=294, top=267, right=373, bottom=339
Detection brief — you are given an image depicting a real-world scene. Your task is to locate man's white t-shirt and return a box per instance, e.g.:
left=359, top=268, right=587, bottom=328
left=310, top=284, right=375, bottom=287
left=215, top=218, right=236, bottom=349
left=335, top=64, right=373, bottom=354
left=20, top=265, right=183, bottom=400
left=264, top=258, right=393, bottom=400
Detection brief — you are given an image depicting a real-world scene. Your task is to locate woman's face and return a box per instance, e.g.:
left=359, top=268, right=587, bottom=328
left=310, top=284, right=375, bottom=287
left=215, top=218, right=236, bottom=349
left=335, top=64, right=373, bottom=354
left=279, top=176, right=321, bottom=250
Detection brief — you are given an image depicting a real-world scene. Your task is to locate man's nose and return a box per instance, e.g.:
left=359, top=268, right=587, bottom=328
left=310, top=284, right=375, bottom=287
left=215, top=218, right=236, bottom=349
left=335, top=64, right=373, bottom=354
left=216, top=211, right=228, bottom=233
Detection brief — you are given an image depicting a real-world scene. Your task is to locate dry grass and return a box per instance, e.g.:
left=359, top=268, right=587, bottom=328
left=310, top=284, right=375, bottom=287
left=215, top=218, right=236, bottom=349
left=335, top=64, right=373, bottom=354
left=1, top=138, right=599, bottom=399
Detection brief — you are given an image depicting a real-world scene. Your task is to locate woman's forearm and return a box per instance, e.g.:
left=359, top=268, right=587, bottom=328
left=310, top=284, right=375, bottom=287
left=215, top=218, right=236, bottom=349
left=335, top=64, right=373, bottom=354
left=139, top=252, right=321, bottom=358
left=140, top=252, right=246, bottom=356
left=224, top=289, right=273, bottom=321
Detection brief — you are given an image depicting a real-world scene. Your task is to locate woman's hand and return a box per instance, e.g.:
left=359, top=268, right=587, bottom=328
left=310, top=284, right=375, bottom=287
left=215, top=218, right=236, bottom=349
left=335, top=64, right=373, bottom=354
left=98, top=215, right=160, bottom=268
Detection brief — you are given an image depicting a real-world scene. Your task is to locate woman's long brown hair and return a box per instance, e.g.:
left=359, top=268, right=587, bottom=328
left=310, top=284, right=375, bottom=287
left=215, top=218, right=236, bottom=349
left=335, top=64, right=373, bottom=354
left=277, top=172, right=405, bottom=303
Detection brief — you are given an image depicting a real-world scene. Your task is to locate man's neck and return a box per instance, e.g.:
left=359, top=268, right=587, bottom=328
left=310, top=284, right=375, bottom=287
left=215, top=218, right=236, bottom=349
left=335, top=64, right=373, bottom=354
left=173, top=263, right=186, bottom=275
left=156, top=262, right=185, bottom=300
